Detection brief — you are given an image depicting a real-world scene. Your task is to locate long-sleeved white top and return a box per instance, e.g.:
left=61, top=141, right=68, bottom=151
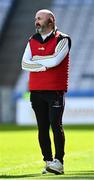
left=22, top=35, right=69, bottom=72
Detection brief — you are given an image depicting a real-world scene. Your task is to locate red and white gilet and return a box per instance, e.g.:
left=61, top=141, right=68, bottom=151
left=29, top=31, right=71, bottom=91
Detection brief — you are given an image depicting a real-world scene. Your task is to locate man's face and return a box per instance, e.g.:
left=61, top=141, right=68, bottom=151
left=35, top=12, right=50, bottom=34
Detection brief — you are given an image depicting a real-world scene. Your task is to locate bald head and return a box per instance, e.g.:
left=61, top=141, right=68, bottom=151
left=35, top=9, right=56, bottom=35
left=36, top=9, right=55, bottom=22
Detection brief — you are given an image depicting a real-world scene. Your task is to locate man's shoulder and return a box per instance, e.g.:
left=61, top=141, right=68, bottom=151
left=56, top=31, right=71, bottom=49
left=29, top=33, right=43, bottom=43
left=56, top=30, right=70, bottom=38
left=29, top=33, right=40, bottom=39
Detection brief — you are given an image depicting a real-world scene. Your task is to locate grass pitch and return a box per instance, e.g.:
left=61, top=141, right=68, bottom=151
left=0, top=124, right=94, bottom=179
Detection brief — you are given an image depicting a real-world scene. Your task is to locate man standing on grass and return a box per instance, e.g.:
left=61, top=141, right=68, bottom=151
left=22, top=9, right=71, bottom=174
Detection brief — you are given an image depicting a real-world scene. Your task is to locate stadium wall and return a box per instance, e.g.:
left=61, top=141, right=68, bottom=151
left=16, top=94, right=94, bottom=125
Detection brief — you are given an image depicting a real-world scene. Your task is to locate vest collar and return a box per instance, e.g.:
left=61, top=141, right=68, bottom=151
left=32, top=29, right=57, bottom=44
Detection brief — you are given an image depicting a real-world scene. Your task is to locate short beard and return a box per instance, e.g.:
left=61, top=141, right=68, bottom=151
left=35, top=23, right=48, bottom=34
left=36, top=27, right=43, bottom=34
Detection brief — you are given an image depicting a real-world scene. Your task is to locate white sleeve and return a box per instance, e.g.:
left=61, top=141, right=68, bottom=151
left=21, top=42, right=46, bottom=72
left=22, top=42, right=32, bottom=61
left=32, top=38, right=69, bottom=68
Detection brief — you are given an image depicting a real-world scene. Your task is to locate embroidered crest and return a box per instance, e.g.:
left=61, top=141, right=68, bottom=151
left=38, top=47, right=45, bottom=50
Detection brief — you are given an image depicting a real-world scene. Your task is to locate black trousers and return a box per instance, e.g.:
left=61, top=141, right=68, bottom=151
left=30, top=90, right=65, bottom=164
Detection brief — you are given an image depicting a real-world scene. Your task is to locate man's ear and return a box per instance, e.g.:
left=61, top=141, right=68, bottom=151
left=48, top=17, right=54, bottom=24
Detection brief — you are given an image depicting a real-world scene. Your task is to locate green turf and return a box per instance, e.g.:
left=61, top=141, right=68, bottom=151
left=0, top=124, right=94, bottom=179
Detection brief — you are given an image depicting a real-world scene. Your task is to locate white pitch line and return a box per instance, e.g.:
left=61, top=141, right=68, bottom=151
left=0, top=160, right=42, bottom=173
left=66, top=148, right=94, bottom=158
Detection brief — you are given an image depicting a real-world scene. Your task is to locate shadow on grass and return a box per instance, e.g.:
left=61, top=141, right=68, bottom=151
left=0, top=124, right=38, bottom=131
left=0, top=171, right=94, bottom=179
left=0, top=173, right=41, bottom=179
left=0, top=124, right=94, bottom=131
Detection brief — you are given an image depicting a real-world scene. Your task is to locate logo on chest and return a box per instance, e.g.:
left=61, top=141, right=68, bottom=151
left=38, top=47, right=45, bottom=51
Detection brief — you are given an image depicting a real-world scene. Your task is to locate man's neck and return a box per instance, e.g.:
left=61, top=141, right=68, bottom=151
left=41, top=30, right=53, bottom=40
